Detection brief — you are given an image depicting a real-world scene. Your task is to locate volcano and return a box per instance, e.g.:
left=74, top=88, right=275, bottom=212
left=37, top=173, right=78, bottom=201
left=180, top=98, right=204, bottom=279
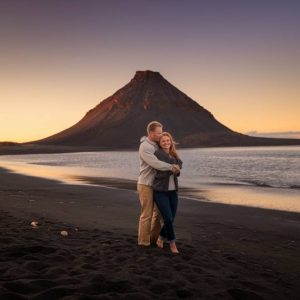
left=34, top=71, right=300, bottom=149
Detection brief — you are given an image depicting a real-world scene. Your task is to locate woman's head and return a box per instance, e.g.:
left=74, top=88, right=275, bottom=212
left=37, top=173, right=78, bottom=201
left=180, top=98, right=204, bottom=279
left=158, top=132, right=178, bottom=157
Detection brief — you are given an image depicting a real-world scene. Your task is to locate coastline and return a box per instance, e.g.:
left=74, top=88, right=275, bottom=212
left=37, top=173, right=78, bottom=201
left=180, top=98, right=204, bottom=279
left=1, top=167, right=300, bottom=299
left=1, top=156, right=299, bottom=213
left=0, top=144, right=113, bottom=156
left=1, top=143, right=300, bottom=156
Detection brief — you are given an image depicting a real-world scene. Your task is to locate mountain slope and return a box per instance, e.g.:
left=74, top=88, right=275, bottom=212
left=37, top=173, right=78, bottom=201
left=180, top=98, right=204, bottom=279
left=34, top=71, right=300, bottom=148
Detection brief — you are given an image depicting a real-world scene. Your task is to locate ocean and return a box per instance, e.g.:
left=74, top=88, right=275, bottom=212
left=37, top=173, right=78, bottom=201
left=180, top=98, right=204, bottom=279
left=1, top=146, right=299, bottom=212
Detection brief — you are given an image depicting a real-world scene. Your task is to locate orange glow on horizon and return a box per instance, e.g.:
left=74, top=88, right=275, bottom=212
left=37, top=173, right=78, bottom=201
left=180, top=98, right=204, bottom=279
left=1, top=2, right=299, bottom=142
left=1, top=68, right=299, bottom=143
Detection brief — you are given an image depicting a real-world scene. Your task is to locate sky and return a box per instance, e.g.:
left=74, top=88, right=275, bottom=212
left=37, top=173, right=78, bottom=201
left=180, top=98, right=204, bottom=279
left=0, top=0, right=299, bottom=142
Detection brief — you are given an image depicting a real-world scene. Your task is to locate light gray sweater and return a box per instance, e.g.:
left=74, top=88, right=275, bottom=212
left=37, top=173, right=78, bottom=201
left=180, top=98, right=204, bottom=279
left=137, top=137, right=173, bottom=186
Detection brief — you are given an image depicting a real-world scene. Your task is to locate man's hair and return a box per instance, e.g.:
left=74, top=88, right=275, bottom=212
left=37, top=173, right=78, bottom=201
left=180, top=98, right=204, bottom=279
left=147, top=121, right=162, bottom=134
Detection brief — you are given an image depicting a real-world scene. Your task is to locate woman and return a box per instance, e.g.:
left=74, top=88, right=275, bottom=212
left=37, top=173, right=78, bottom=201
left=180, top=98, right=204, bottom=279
left=153, top=132, right=182, bottom=254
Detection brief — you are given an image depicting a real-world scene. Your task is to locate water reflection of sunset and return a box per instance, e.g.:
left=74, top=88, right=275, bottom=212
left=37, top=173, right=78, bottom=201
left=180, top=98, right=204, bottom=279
left=1, top=146, right=300, bottom=213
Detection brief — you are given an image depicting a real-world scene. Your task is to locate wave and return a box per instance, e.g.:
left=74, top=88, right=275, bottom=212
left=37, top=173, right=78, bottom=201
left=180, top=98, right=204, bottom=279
left=209, top=178, right=300, bottom=190
left=240, top=180, right=300, bottom=190
left=29, top=162, right=66, bottom=166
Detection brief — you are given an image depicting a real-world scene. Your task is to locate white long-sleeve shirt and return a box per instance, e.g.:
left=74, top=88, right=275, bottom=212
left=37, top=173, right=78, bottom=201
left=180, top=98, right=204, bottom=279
left=137, top=137, right=173, bottom=186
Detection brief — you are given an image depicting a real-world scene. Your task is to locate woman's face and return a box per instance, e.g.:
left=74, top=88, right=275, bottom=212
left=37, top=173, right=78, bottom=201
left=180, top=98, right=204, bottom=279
left=159, top=136, right=171, bottom=150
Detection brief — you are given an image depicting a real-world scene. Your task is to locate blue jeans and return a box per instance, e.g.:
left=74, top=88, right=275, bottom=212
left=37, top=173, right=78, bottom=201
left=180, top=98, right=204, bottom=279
left=153, top=191, right=178, bottom=241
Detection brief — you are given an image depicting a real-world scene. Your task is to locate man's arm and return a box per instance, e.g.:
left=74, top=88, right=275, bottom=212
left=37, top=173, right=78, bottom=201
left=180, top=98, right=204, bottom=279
left=140, top=145, right=173, bottom=171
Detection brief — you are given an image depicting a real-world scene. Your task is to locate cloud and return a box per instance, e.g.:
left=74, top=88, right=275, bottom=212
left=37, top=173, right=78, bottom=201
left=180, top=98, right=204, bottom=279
left=246, top=131, right=300, bottom=139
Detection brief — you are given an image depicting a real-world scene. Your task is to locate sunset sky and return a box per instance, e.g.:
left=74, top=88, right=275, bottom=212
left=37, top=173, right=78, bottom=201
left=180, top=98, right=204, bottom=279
left=1, top=0, right=299, bottom=142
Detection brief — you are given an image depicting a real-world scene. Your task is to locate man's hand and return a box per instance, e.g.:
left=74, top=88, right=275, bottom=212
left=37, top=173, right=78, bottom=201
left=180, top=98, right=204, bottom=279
left=171, top=164, right=181, bottom=174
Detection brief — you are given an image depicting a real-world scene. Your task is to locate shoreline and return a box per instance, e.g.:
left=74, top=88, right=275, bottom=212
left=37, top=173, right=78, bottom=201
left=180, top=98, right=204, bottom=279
left=1, top=144, right=300, bottom=157
left=1, top=167, right=300, bottom=299
left=1, top=158, right=300, bottom=213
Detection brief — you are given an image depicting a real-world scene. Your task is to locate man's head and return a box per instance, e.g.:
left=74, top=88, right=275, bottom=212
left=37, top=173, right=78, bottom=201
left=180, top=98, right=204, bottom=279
left=147, top=121, right=163, bottom=142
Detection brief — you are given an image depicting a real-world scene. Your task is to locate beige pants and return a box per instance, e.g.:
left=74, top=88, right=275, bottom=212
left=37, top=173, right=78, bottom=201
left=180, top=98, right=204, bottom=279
left=137, top=184, right=161, bottom=246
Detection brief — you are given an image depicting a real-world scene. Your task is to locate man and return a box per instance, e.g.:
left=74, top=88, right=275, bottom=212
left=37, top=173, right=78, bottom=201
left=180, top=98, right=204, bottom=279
left=137, top=121, right=180, bottom=246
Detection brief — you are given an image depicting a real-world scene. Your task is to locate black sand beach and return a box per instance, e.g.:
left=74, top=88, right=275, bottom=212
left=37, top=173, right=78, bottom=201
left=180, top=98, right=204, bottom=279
left=1, top=167, right=300, bottom=299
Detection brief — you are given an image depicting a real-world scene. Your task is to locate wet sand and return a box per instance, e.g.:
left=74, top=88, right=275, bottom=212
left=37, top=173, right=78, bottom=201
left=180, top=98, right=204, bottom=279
left=1, top=167, right=300, bottom=299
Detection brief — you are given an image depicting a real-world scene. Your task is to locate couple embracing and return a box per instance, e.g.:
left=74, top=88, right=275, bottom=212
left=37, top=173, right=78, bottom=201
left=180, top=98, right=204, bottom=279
left=137, top=121, right=182, bottom=254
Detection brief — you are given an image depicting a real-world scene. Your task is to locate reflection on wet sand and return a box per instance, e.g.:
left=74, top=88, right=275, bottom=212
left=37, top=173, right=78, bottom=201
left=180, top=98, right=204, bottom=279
left=1, top=160, right=300, bottom=213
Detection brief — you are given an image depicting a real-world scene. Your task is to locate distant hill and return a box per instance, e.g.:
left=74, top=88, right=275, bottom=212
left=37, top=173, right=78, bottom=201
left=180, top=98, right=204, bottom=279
left=0, top=142, right=20, bottom=146
left=32, top=70, right=300, bottom=149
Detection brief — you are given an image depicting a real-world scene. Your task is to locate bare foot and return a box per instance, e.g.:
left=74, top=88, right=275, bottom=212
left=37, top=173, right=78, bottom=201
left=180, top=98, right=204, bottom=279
left=170, top=242, right=179, bottom=254
left=156, top=238, right=164, bottom=249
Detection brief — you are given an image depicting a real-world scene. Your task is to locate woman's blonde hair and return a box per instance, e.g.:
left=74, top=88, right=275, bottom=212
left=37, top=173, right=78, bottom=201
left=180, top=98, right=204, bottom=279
left=159, top=132, right=179, bottom=158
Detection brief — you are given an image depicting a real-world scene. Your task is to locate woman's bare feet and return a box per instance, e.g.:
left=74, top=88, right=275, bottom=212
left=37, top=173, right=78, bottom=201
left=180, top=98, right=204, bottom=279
left=170, top=242, right=179, bottom=254
left=156, top=238, right=164, bottom=249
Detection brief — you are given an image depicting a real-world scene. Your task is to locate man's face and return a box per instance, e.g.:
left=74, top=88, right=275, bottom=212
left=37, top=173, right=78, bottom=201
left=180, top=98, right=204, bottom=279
left=149, top=126, right=163, bottom=142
